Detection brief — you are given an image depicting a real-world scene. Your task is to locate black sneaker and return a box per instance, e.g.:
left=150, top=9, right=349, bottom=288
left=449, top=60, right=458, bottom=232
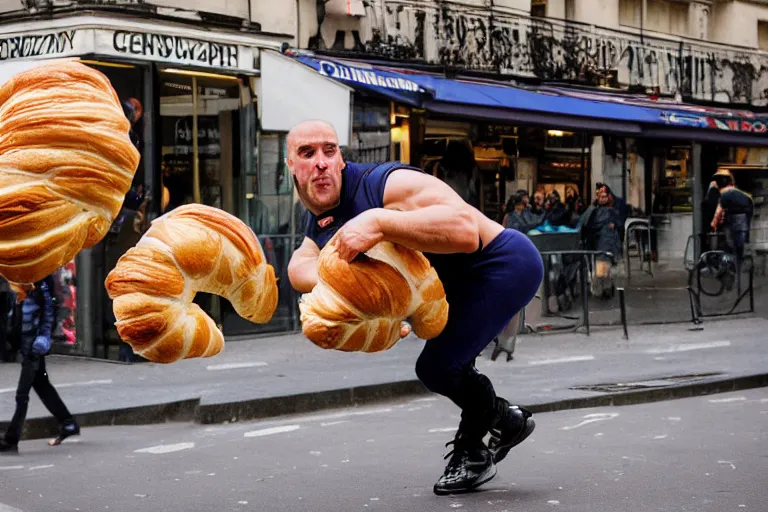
left=0, top=438, right=18, bottom=455
left=433, top=436, right=497, bottom=496
left=48, top=422, right=80, bottom=447
left=488, top=398, right=535, bottom=464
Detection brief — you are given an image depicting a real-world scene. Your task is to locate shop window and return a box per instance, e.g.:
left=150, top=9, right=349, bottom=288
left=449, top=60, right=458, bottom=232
left=78, top=60, right=148, bottom=355
left=351, top=99, right=391, bottom=163
left=158, top=69, right=241, bottom=215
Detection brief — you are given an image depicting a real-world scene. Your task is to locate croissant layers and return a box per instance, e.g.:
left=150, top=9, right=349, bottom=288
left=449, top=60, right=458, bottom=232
left=105, top=204, right=279, bottom=363
left=0, top=60, right=141, bottom=285
left=299, top=233, right=449, bottom=353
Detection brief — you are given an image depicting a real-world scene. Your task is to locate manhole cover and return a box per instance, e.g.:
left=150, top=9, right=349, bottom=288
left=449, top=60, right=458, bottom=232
left=570, top=372, right=723, bottom=393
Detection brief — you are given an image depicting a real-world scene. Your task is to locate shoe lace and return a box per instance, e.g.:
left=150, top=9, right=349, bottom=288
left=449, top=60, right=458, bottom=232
left=442, top=439, right=470, bottom=464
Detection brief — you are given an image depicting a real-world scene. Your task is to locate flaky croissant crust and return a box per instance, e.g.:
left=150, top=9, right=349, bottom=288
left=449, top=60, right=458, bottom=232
left=299, top=233, right=449, bottom=353
left=0, top=60, right=140, bottom=285
left=105, top=204, right=278, bottom=363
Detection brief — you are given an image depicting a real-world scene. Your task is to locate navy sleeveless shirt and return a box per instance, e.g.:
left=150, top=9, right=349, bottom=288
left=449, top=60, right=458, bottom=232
left=303, top=162, right=483, bottom=284
left=303, top=162, right=420, bottom=249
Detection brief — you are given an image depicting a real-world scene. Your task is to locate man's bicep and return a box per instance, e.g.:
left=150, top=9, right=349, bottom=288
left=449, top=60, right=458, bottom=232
left=382, top=168, right=466, bottom=211
left=291, top=237, right=319, bottom=263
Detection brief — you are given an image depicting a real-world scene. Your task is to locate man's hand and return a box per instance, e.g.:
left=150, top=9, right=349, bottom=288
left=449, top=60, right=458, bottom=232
left=334, top=209, right=384, bottom=262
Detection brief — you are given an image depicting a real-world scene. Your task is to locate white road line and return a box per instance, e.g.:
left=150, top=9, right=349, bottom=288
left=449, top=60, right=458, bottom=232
left=320, top=421, right=349, bottom=427
left=428, top=427, right=458, bottom=433
left=0, top=466, right=24, bottom=471
left=0, top=503, right=23, bottom=512
left=645, top=341, right=731, bottom=354
left=134, top=442, right=195, bottom=454
left=0, top=379, right=112, bottom=394
left=28, top=465, right=54, bottom=471
left=561, top=413, right=620, bottom=431
left=244, top=425, right=301, bottom=438
left=709, top=397, right=747, bottom=403
left=528, top=355, right=595, bottom=366
left=205, top=362, right=268, bottom=371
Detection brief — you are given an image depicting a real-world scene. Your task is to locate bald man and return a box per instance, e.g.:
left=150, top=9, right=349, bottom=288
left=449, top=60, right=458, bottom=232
left=286, top=120, right=543, bottom=495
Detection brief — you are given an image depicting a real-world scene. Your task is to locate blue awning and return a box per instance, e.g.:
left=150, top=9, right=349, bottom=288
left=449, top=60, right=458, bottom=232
left=295, top=54, right=768, bottom=145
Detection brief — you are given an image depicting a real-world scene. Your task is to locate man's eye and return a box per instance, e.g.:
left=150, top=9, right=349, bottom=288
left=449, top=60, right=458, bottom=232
left=302, top=150, right=314, bottom=158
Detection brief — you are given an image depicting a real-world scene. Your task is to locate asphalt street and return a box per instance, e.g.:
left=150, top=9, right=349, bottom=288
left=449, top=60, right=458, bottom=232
left=3, top=317, right=768, bottom=425
left=1, top=389, right=766, bottom=512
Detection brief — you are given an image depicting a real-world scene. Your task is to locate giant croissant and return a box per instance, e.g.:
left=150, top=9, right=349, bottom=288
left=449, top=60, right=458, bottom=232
left=0, top=60, right=140, bottom=285
left=299, top=233, right=449, bottom=352
left=105, top=204, right=279, bottom=363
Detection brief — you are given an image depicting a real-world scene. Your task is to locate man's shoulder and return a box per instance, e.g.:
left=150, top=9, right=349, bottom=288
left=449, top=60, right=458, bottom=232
left=346, top=161, right=423, bottom=179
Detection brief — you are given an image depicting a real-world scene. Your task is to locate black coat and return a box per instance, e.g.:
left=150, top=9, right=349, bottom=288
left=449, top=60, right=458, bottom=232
left=10, top=276, right=56, bottom=358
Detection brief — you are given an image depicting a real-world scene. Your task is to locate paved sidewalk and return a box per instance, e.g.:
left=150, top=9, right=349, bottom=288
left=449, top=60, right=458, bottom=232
left=2, top=315, right=767, bottom=440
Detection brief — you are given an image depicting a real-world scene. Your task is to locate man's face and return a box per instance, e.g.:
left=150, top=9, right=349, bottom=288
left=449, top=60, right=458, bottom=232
left=286, top=122, right=345, bottom=215
left=534, top=192, right=544, bottom=207
left=598, top=191, right=609, bottom=206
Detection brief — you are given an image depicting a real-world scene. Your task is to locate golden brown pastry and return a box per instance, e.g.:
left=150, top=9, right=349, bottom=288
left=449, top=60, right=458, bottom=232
left=0, top=60, right=140, bottom=285
left=105, top=204, right=279, bottom=363
left=299, top=233, right=449, bottom=352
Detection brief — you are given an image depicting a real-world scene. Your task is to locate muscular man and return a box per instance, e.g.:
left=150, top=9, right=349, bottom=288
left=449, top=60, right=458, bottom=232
left=286, top=120, right=543, bottom=495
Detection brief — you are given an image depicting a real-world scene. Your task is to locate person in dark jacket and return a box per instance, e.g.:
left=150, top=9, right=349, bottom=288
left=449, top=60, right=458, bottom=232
left=0, top=275, right=80, bottom=454
left=502, top=193, right=541, bottom=233
left=544, top=190, right=571, bottom=227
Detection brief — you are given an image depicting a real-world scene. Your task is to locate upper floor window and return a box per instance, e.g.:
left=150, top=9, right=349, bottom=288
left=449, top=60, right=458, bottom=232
left=759, top=20, right=768, bottom=51
left=619, top=0, right=642, bottom=28
left=647, top=0, right=689, bottom=36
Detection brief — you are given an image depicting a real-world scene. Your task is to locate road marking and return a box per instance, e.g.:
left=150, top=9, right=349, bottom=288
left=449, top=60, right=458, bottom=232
left=428, top=427, right=458, bottom=433
left=0, top=466, right=24, bottom=471
left=205, top=362, right=268, bottom=371
left=709, top=397, right=747, bottom=403
left=0, top=504, right=23, bottom=512
left=293, top=407, right=394, bottom=425
left=0, top=379, right=112, bottom=394
left=561, top=413, right=619, bottom=430
left=645, top=341, right=731, bottom=354
left=134, top=442, right=195, bottom=454
left=28, top=465, right=54, bottom=471
left=244, top=425, right=300, bottom=438
left=528, top=355, right=595, bottom=366
left=718, top=460, right=737, bottom=470
left=653, top=435, right=668, bottom=440
left=320, top=421, right=349, bottom=427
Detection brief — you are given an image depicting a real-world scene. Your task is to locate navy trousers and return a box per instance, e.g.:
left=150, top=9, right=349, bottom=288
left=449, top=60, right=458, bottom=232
left=415, top=229, right=543, bottom=443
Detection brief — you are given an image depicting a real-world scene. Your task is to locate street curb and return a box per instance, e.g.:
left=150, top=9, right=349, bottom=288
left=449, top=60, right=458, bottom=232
left=194, top=380, right=430, bottom=424
left=523, top=372, right=768, bottom=413
left=6, top=373, right=768, bottom=442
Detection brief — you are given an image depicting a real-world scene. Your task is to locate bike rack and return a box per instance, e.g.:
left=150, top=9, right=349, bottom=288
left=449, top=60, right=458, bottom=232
left=687, top=250, right=755, bottom=326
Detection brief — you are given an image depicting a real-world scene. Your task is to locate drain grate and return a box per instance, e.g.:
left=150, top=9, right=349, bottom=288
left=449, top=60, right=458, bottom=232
left=570, top=372, right=723, bottom=393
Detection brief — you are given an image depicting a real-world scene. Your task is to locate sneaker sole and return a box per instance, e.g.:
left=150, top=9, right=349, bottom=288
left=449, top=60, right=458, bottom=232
left=433, top=464, right=498, bottom=496
left=491, top=417, right=536, bottom=464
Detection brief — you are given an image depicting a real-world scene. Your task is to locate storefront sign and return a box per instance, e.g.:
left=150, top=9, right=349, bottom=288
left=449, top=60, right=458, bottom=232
left=112, top=31, right=239, bottom=69
left=0, top=30, right=78, bottom=61
left=317, top=59, right=422, bottom=92
left=661, top=111, right=768, bottom=134
left=0, top=25, right=257, bottom=71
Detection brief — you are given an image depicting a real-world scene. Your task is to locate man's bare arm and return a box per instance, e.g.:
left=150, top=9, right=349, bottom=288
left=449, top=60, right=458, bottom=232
left=376, top=169, right=481, bottom=254
left=287, top=237, right=320, bottom=293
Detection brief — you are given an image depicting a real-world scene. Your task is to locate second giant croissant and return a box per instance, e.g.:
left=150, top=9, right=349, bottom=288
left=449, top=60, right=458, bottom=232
left=105, top=204, right=278, bottom=363
left=0, top=60, right=140, bottom=285
left=299, top=233, right=449, bottom=352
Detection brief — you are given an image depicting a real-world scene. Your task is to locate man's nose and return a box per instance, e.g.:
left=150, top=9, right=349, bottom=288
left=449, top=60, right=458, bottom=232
left=315, top=158, right=329, bottom=171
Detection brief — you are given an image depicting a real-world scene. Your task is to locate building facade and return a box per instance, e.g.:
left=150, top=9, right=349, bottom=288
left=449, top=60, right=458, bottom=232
left=2, top=0, right=768, bottom=358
